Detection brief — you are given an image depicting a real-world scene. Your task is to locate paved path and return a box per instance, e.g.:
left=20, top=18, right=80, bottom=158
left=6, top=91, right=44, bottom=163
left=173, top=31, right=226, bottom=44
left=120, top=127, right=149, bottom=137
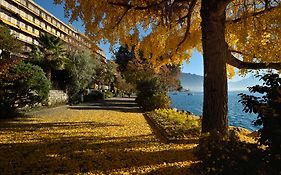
left=0, top=98, right=198, bottom=174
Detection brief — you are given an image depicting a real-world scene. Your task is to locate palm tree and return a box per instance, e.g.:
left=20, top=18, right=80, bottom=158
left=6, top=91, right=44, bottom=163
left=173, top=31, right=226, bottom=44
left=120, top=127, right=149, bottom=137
left=30, top=33, right=66, bottom=80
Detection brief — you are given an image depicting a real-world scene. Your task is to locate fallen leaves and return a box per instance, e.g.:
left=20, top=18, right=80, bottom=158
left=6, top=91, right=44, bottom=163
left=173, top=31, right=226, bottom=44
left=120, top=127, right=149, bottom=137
left=0, top=107, right=199, bottom=174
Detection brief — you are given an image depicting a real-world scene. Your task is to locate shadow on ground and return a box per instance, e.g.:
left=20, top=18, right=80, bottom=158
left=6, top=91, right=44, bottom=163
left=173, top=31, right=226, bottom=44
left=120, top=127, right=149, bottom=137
left=0, top=120, right=199, bottom=174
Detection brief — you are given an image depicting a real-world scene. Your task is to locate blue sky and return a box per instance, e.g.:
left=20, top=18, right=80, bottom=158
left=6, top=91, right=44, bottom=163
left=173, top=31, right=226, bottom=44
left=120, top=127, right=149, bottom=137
left=34, top=0, right=245, bottom=81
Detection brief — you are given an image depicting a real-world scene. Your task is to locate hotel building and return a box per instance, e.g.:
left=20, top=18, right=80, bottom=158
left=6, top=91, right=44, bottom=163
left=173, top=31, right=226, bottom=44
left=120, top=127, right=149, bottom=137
left=0, top=0, right=105, bottom=58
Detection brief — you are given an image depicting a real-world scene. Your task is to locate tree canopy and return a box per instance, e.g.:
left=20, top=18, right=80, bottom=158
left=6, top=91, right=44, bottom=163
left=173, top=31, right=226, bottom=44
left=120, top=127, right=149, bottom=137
left=55, top=0, right=280, bottom=70
left=29, top=33, right=67, bottom=80
left=55, top=0, right=281, bottom=133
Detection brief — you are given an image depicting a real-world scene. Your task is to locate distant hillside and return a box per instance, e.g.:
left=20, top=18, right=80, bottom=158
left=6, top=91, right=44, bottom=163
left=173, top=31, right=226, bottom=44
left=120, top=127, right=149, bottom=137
left=180, top=73, right=203, bottom=92
left=228, top=76, right=262, bottom=91
left=179, top=73, right=262, bottom=92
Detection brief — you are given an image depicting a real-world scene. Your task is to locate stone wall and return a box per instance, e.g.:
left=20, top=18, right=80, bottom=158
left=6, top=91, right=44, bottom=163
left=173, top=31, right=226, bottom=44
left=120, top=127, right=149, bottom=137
left=48, top=90, right=68, bottom=106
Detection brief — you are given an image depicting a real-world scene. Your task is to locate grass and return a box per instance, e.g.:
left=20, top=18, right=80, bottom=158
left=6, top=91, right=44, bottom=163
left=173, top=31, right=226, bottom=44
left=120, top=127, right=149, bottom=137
left=0, top=106, right=199, bottom=174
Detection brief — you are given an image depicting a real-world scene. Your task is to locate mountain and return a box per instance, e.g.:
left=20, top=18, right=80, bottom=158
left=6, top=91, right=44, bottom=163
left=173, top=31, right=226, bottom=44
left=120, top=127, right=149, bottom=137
left=179, top=73, right=262, bottom=92
left=228, top=76, right=262, bottom=91
left=180, top=73, right=204, bottom=92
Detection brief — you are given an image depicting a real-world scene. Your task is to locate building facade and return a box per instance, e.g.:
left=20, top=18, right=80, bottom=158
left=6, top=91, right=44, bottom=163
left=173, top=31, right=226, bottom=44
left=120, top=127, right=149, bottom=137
left=0, top=0, right=105, bottom=58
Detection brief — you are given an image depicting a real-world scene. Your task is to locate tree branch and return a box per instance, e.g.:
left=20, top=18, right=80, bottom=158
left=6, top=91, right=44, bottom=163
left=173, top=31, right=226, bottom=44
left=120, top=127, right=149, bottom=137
left=226, top=5, right=278, bottom=24
left=176, top=0, right=197, bottom=50
left=227, top=53, right=281, bottom=70
left=108, top=0, right=167, bottom=10
left=112, top=7, right=130, bottom=29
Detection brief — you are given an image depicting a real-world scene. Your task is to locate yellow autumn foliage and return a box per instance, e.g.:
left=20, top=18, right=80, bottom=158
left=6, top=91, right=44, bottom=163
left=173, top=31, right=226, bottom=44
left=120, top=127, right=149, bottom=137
left=54, top=0, right=280, bottom=75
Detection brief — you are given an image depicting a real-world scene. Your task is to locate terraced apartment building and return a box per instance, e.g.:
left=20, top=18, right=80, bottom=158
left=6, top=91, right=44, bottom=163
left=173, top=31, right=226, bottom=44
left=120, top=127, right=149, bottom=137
left=0, top=0, right=105, bottom=58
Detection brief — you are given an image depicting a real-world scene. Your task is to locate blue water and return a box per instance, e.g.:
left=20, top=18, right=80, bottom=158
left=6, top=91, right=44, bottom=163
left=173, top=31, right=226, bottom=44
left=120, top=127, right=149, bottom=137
left=169, top=91, right=259, bottom=131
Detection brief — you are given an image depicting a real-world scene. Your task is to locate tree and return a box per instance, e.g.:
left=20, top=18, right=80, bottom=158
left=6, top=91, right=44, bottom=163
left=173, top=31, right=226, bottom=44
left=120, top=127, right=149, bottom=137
left=0, top=24, right=23, bottom=59
left=66, top=50, right=99, bottom=103
left=115, top=45, right=181, bottom=91
left=0, top=24, right=23, bottom=78
left=29, top=33, right=67, bottom=80
left=239, top=74, right=281, bottom=153
left=0, top=62, right=50, bottom=117
left=56, top=0, right=281, bottom=133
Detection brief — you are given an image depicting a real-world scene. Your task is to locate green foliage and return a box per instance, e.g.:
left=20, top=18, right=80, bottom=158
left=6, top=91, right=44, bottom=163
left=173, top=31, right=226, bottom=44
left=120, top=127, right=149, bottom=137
left=239, top=73, right=281, bottom=153
left=28, top=33, right=67, bottom=80
left=0, top=24, right=23, bottom=58
left=135, top=78, right=170, bottom=111
left=84, top=91, right=104, bottom=102
left=197, top=132, right=266, bottom=175
left=104, top=91, right=113, bottom=99
left=66, top=50, right=98, bottom=103
left=147, top=109, right=200, bottom=140
left=155, top=109, right=199, bottom=129
left=114, top=45, right=181, bottom=91
left=0, top=62, right=50, bottom=117
left=115, top=45, right=134, bottom=73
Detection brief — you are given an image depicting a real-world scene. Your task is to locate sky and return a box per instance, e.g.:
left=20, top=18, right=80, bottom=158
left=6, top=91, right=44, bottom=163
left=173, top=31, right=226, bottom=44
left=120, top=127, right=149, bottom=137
left=34, top=0, right=246, bottom=81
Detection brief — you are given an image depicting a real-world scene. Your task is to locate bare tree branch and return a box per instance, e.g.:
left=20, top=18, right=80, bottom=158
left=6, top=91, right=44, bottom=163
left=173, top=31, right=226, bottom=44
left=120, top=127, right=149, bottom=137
left=227, top=52, right=281, bottom=70
left=112, top=7, right=130, bottom=29
left=108, top=0, right=168, bottom=10
left=226, top=5, right=279, bottom=24
left=176, top=0, right=197, bottom=50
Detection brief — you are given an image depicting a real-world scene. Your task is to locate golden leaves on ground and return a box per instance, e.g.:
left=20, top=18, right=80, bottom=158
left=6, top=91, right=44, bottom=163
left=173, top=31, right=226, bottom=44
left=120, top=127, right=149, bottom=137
left=0, top=107, right=198, bottom=174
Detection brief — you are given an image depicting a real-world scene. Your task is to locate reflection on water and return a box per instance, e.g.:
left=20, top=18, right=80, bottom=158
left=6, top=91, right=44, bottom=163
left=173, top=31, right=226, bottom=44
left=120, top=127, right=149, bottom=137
left=169, top=91, right=260, bottom=131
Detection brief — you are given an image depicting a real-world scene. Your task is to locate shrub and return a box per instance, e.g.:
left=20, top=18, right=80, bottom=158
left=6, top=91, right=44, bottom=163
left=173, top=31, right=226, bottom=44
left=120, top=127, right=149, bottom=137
left=239, top=73, right=281, bottom=153
left=0, top=62, right=50, bottom=117
left=151, top=109, right=200, bottom=139
left=197, top=132, right=266, bottom=175
left=136, top=93, right=171, bottom=111
left=136, top=78, right=170, bottom=111
left=84, top=91, right=104, bottom=102
left=104, top=91, right=113, bottom=99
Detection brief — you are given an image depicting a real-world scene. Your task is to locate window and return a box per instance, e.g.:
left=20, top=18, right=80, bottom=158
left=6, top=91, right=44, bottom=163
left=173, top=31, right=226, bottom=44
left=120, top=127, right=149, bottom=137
left=40, top=21, right=45, bottom=29
left=47, top=15, right=51, bottom=22
left=34, top=29, right=39, bottom=36
left=57, top=31, right=61, bottom=37
left=11, top=17, right=17, bottom=25
left=19, top=9, right=27, bottom=18
left=34, top=7, right=40, bottom=15
left=27, top=14, right=33, bottom=21
left=35, top=18, right=40, bottom=25
left=20, top=0, right=26, bottom=6
left=47, top=25, right=52, bottom=31
left=28, top=3, right=34, bottom=11
left=19, top=21, right=25, bottom=29
left=41, top=12, right=46, bottom=19
left=27, top=25, right=32, bottom=32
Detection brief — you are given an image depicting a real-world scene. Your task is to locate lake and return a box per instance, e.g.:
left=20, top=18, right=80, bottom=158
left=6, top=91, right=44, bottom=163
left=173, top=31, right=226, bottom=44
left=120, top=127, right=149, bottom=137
left=169, top=91, right=260, bottom=131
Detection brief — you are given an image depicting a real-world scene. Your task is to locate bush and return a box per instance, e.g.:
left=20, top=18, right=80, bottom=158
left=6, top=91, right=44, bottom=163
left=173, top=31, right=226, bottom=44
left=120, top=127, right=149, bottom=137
left=239, top=73, right=281, bottom=153
left=149, top=109, right=200, bottom=139
left=136, top=93, right=171, bottom=111
left=136, top=78, right=170, bottom=111
left=197, top=132, right=267, bottom=175
left=104, top=91, right=113, bottom=99
left=84, top=91, right=104, bottom=102
left=0, top=62, right=50, bottom=117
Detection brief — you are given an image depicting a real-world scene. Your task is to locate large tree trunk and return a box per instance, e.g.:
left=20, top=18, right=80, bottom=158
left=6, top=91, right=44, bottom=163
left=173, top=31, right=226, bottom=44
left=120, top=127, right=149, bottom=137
left=201, top=0, right=229, bottom=133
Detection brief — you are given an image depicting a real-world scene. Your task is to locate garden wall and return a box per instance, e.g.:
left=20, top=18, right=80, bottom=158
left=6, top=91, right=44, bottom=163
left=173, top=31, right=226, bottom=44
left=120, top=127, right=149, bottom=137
left=48, top=90, right=68, bottom=106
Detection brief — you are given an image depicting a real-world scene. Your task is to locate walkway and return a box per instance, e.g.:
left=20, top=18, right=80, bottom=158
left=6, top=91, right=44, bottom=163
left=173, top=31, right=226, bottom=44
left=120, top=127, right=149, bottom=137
left=0, top=98, right=198, bottom=174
